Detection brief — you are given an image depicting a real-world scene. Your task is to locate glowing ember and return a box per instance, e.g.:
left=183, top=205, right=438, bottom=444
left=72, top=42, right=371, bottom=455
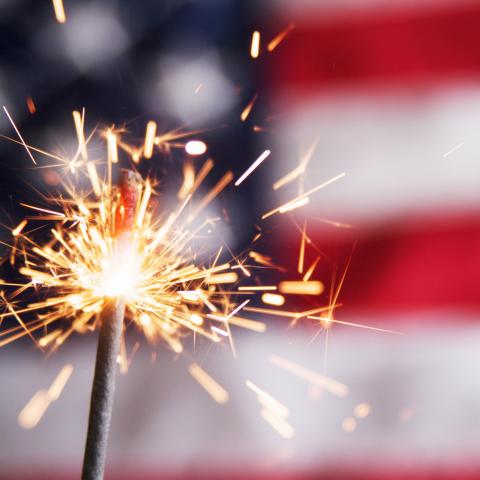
left=189, top=363, right=229, bottom=404
left=18, top=364, right=73, bottom=429
left=250, top=30, right=261, bottom=58
left=235, top=149, right=271, bottom=187
left=354, top=403, right=371, bottom=419
left=51, top=0, right=66, bottom=24
left=143, top=121, right=157, bottom=159
left=185, top=140, right=207, bottom=156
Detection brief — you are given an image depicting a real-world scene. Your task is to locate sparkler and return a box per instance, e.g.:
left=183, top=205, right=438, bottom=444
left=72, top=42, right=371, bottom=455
left=0, top=99, right=368, bottom=464
left=0, top=112, right=264, bottom=476
left=82, top=169, right=140, bottom=479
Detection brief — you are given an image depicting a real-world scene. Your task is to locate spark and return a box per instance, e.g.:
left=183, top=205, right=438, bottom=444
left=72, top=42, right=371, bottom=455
left=237, top=285, right=277, bottom=291
left=307, top=315, right=403, bottom=335
left=191, top=158, right=214, bottom=194
left=25, top=96, right=36, bottom=114
left=86, top=162, right=102, bottom=197
left=303, top=256, right=320, bottom=281
left=52, top=0, right=66, bottom=24
left=246, top=380, right=294, bottom=439
left=178, top=161, right=195, bottom=200
left=38, top=329, right=63, bottom=348
left=19, top=202, right=65, bottom=217
left=185, top=140, right=207, bottom=156
left=143, top=121, right=157, bottom=159
left=240, top=94, right=258, bottom=122
left=246, top=380, right=289, bottom=417
left=262, top=293, right=285, bottom=306
left=211, top=325, right=228, bottom=337
left=193, top=171, right=233, bottom=214
left=250, top=31, right=261, bottom=58
left=297, top=221, right=306, bottom=273
left=268, top=354, right=348, bottom=397
left=278, top=281, right=323, bottom=295
left=189, top=363, right=229, bottom=404
left=263, top=172, right=346, bottom=219
left=206, top=272, right=238, bottom=284
left=244, top=304, right=333, bottom=319
left=227, top=316, right=266, bottom=333
left=342, top=417, right=357, bottom=433
left=278, top=196, right=309, bottom=214
left=235, top=149, right=271, bottom=187
left=12, top=220, right=27, bottom=237
left=354, top=403, right=371, bottom=419
left=3, top=106, right=37, bottom=164
left=267, top=24, right=295, bottom=52
left=18, top=364, right=73, bottom=429
left=261, top=408, right=294, bottom=439
left=72, top=110, right=88, bottom=161
left=443, top=141, right=464, bottom=158
left=107, top=130, right=118, bottom=164
left=47, top=364, right=74, bottom=401
left=273, top=138, right=318, bottom=191
left=18, top=390, right=50, bottom=429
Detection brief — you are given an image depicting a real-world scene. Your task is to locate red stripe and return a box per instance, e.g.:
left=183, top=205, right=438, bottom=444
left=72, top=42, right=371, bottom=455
left=266, top=3, right=480, bottom=95
left=4, top=468, right=480, bottom=479
left=271, top=213, right=480, bottom=314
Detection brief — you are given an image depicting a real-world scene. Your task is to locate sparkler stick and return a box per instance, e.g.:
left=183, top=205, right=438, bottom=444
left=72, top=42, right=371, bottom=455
left=82, top=170, right=140, bottom=480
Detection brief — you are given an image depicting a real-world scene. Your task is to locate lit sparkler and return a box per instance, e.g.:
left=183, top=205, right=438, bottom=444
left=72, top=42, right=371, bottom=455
left=0, top=99, right=359, bottom=463
left=0, top=112, right=261, bottom=478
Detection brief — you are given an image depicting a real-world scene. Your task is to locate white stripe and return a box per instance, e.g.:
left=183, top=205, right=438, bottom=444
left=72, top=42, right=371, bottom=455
left=1, top=316, right=480, bottom=468
left=268, top=86, right=480, bottom=226
left=263, top=0, right=477, bottom=22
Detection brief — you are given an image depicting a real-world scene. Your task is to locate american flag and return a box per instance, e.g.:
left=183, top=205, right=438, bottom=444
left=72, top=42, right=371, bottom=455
left=1, top=1, right=480, bottom=479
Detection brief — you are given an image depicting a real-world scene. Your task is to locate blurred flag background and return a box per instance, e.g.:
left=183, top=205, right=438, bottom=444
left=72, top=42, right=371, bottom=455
left=1, top=0, right=480, bottom=479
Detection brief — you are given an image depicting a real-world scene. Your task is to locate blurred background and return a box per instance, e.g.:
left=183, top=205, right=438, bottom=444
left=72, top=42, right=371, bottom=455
left=1, top=0, right=480, bottom=478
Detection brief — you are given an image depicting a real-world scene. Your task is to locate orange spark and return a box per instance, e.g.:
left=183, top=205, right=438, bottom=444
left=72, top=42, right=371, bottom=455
left=278, top=281, right=323, bottom=295
left=193, top=171, right=233, bottom=214
left=250, top=31, right=261, bottom=58
left=228, top=316, right=266, bottom=333
left=262, top=293, right=285, bottom=306
left=238, top=285, right=277, bottom=291
left=52, top=0, right=66, bottom=24
left=25, top=96, right=36, bottom=114
left=273, top=138, right=318, bottom=191
left=189, top=363, right=229, bottom=404
left=263, top=172, right=346, bottom=219
left=72, top=110, right=88, bottom=160
left=107, top=130, right=118, bottom=164
left=18, top=364, right=73, bottom=429
left=303, top=256, right=320, bottom=281
left=143, top=120, right=157, bottom=159
left=269, top=354, right=348, bottom=397
left=307, top=315, right=403, bottom=335
left=240, top=94, right=258, bottom=122
left=354, top=403, right=371, bottom=419
left=298, top=221, right=306, bottom=274
left=267, top=24, right=295, bottom=52
left=342, top=417, right=357, bottom=433
left=12, top=220, right=27, bottom=237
